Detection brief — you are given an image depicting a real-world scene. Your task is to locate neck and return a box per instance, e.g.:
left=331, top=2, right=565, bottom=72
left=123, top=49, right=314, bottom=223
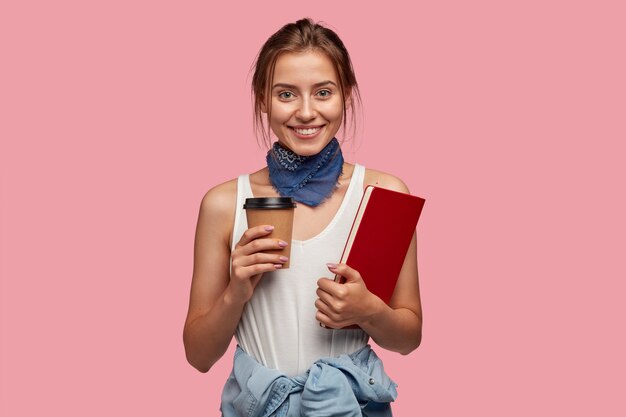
left=265, top=138, right=344, bottom=207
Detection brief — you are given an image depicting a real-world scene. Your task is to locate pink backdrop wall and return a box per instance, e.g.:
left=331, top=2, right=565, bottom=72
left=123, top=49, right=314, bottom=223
left=2, top=0, right=625, bottom=415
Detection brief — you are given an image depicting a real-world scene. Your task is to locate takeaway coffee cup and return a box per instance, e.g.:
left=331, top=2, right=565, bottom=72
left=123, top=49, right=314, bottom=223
left=243, top=197, right=297, bottom=268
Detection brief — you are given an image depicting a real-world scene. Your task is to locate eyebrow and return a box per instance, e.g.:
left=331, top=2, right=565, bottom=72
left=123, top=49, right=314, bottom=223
left=272, top=80, right=338, bottom=90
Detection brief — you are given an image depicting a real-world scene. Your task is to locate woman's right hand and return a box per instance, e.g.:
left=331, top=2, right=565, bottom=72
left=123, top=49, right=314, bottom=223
left=229, top=225, right=288, bottom=303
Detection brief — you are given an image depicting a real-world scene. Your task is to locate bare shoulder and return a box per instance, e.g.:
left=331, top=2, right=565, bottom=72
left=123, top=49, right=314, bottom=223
left=200, top=178, right=238, bottom=217
left=197, top=179, right=239, bottom=248
left=364, top=168, right=410, bottom=194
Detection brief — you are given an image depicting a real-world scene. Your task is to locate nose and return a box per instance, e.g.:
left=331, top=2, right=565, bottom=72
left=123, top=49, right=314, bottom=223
left=296, top=97, right=317, bottom=121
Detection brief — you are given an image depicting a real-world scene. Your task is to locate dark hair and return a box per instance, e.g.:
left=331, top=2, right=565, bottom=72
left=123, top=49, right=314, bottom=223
left=251, top=18, right=362, bottom=147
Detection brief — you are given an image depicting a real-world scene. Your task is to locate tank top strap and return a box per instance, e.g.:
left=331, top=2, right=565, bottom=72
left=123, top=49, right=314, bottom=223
left=342, top=163, right=366, bottom=216
left=232, top=174, right=253, bottom=250
left=352, top=163, right=365, bottom=194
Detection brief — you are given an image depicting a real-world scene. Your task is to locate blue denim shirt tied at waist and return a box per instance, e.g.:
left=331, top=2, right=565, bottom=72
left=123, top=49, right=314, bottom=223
left=220, top=344, right=398, bottom=417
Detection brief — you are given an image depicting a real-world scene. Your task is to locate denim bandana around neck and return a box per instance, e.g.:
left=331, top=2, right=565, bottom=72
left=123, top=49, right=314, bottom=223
left=266, top=138, right=344, bottom=207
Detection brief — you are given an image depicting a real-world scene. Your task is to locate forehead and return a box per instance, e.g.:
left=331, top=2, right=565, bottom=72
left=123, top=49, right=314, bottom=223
left=272, top=51, right=338, bottom=85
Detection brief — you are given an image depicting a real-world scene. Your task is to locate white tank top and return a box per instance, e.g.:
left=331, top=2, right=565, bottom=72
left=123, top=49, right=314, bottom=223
left=230, top=164, right=369, bottom=376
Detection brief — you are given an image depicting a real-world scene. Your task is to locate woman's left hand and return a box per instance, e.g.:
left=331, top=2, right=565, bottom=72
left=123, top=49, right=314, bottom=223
left=315, top=263, right=384, bottom=329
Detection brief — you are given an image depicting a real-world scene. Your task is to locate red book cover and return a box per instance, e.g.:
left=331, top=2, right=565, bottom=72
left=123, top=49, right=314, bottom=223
left=337, top=185, right=426, bottom=304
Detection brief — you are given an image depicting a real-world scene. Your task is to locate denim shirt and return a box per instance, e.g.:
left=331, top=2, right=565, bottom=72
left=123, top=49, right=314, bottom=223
left=220, top=345, right=397, bottom=417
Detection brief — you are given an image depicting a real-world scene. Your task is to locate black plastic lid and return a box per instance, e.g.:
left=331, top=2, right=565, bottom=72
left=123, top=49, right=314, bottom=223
left=243, top=197, right=296, bottom=209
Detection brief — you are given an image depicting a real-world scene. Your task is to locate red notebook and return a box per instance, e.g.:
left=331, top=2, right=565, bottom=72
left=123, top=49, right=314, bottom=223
left=335, top=185, right=426, bottom=305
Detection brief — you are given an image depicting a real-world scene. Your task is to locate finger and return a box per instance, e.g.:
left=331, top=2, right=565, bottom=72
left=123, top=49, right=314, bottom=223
left=315, top=309, right=335, bottom=329
left=236, top=225, right=276, bottom=247
left=239, top=253, right=289, bottom=268
left=239, top=237, right=289, bottom=256
left=315, top=287, right=335, bottom=307
left=327, top=263, right=362, bottom=283
left=315, top=309, right=347, bottom=329
left=314, top=298, right=329, bottom=315
left=315, top=297, right=338, bottom=318
left=242, top=263, right=284, bottom=277
left=232, top=262, right=282, bottom=283
left=316, top=295, right=346, bottom=318
left=317, top=277, right=347, bottom=299
left=316, top=277, right=335, bottom=291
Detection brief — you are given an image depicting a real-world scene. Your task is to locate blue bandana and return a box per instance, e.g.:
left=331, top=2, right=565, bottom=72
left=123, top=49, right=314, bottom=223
left=266, top=138, right=344, bottom=207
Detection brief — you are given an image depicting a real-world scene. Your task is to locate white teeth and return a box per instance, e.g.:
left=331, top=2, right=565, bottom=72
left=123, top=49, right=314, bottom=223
left=294, top=127, right=320, bottom=135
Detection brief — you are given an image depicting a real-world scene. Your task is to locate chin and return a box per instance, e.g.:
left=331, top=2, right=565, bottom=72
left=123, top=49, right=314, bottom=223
left=278, top=135, right=336, bottom=157
left=281, top=142, right=321, bottom=157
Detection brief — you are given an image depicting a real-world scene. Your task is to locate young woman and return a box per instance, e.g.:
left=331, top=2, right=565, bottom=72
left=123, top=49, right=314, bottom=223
left=184, top=18, right=423, bottom=415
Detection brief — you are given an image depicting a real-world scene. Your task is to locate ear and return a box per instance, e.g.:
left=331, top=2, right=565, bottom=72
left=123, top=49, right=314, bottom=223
left=260, top=95, right=268, bottom=114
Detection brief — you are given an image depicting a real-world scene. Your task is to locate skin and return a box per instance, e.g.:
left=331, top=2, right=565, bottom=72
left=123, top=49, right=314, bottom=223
left=183, top=50, right=422, bottom=373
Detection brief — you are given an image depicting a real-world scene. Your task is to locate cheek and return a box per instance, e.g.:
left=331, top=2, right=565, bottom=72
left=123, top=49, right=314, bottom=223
left=322, top=100, right=345, bottom=122
left=324, top=96, right=343, bottom=121
left=269, top=103, right=293, bottom=125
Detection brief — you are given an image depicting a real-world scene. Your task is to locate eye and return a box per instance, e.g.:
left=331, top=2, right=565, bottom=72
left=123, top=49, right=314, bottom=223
left=278, top=91, right=295, bottom=100
left=317, top=89, right=332, bottom=98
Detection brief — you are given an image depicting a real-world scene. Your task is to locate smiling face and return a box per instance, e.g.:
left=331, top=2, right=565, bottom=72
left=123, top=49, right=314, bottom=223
left=264, top=50, right=346, bottom=156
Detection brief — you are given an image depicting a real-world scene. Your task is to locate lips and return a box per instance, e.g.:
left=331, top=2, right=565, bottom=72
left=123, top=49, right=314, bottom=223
left=294, top=127, right=321, bottom=135
left=289, top=125, right=325, bottom=139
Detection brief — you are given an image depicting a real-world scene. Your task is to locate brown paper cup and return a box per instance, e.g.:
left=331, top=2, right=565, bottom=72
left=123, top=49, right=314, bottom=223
left=244, top=197, right=296, bottom=268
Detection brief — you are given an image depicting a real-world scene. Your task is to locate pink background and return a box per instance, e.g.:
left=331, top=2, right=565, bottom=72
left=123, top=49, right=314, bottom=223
left=2, top=0, right=625, bottom=415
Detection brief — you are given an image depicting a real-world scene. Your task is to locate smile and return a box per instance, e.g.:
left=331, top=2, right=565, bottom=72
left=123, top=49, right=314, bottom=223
left=292, top=126, right=322, bottom=135
left=289, top=125, right=326, bottom=140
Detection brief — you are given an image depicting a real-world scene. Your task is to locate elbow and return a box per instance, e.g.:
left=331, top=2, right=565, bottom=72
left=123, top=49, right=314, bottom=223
left=399, top=329, right=422, bottom=356
left=190, top=360, right=211, bottom=374
left=184, top=347, right=213, bottom=373
left=183, top=330, right=213, bottom=373
left=401, top=314, right=423, bottom=355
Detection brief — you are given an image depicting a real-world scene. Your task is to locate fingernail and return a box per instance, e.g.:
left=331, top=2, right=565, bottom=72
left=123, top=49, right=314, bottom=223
left=279, top=256, right=289, bottom=262
left=274, top=264, right=283, bottom=269
left=278, top=240, right=288, bottom=247
left=326, top=263, right=337, bottom=269
left=264, top=226, right=275, bottom=232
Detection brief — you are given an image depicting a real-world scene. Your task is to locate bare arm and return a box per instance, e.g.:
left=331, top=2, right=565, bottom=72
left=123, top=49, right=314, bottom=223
left=316, top=172, right=423, bottom=355
left=183, top=182, right=288, bottom=372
